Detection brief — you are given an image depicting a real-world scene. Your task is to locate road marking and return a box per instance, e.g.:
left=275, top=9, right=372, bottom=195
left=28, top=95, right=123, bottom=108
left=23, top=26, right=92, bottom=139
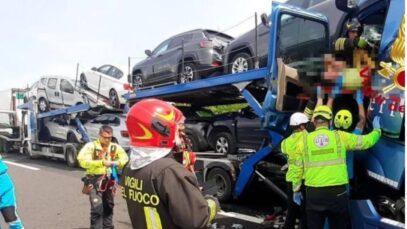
left=218, top=210, right=264, bottom=224
left=3, top=161, right=40, bottom=171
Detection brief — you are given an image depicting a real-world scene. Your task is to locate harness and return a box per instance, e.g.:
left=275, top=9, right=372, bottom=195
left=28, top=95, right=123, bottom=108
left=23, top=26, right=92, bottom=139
left=91, top=142, right=119, bottom=194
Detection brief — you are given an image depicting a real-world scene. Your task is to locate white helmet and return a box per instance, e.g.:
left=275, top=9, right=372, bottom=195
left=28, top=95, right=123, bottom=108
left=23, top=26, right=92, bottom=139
left=289, top=112, right=309, bottom=126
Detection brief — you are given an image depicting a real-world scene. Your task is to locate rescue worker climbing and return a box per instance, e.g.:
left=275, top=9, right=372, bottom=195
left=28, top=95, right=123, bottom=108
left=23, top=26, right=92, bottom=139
left=121, top=98, right=220, bottom=229
left=77, top=125, right=129, bottom=229
left=290, top=105, right=382, bottom=229
left=281, top=112, right=309, bottom=229
left=334, top=18, right=369, bottom=60
left=0, top=155, right=24, bottom=229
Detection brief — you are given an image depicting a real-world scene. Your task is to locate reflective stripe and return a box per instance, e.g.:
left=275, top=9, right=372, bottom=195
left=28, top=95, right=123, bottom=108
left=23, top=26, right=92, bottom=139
left=144, top=207, right=162, bottom=229
left=356, top=135, right=363, bottom=150
left=304, top=158, right=346, bottom=168
left=303, top=132, right=309, bottom=162
left=335, top=39, right=341, bottom=51
left=340, top=38, right=345, bottom=50
left=334, top=132, right=342, bottom=158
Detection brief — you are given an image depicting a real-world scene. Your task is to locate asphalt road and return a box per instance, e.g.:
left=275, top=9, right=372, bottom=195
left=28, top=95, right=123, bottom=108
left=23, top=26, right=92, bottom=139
left=0, top=153, right=271, bottom=229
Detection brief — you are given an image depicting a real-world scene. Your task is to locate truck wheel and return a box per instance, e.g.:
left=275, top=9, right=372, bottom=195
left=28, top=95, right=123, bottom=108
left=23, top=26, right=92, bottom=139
left=229, top=52, right=253, bottom=74
left=38, top=98, right=50, bottom=112
left=178, top=63, right=200, bottom=83
left=65, top=143, right=78, bottom=168
left=213, top=132, right=236, bottom=155
left=186, top=133, right=200, bottom=152
left=207, top=168, right=232, bottom=202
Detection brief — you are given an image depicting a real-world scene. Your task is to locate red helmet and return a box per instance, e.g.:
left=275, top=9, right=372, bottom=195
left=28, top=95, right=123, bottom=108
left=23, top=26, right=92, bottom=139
left=127, top=99, right=184, bottom=149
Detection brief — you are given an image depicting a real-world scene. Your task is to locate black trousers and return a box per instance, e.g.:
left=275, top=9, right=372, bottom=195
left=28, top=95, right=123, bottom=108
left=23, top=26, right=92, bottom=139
left=89, top=179, right=115, bottom=229
left=306, top=185, right=350, bottom=229
left=283, top=182, right=307, bottom=229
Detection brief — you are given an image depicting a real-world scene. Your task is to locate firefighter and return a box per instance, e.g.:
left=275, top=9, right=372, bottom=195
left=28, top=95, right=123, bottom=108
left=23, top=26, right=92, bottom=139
left=121, top=98, right=220, bottom=229
left=281, top=112, right=309, bottom=229
left=290, top=105, right=381, bottom=229
left=334, top=18, right=368, bottom=53
left=0, top=155, right=24, bottom=229
left=77, top=125, right=129, bottom=229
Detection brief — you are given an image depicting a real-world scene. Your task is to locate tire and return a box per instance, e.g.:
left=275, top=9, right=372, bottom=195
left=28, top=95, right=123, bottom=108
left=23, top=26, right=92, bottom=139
left=80, top=74, right=88, bottom=89
left=65, top=143, right=78, bottom=168
left=229, top=52, right=254, bottom=74
left=207, top=168, right=233, bottom=202
left=212, top=132, right=236, bottom=155
left=109, top=89, right=120, bottom=108
left=38, top=98, right=49, bottom=113
left=178, top=62, right=200, bottom=84
left=186, top=133, right=200, bottom=152
left=133, top=73, right=143, bottom=89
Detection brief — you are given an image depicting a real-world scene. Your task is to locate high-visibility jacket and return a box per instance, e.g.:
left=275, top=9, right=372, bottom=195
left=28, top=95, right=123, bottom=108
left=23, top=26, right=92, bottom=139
left=281, top=130, right=307, bottom=183
left=291, top=126, right=381, bottom=191
left=77, top=139, right=128, bottom=175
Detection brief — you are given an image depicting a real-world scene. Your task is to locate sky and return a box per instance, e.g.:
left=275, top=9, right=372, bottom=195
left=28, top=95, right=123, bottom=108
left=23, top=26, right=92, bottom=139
left=0, top=0, right=276, bottom=90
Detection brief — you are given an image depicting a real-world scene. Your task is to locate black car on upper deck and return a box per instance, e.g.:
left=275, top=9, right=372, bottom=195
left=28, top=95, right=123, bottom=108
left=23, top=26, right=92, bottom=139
left=131, top=29, right=233, bottom=89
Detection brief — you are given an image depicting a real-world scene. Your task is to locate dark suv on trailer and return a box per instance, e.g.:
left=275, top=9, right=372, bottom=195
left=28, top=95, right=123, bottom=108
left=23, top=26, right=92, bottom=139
left=131, top=29, right=233, bottom=89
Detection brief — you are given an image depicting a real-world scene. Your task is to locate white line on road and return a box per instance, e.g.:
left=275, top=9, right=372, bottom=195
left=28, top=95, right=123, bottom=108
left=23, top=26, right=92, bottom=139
left=4, top=160, right=40, bottom=171
left=218, top=210, right=264, bottom=224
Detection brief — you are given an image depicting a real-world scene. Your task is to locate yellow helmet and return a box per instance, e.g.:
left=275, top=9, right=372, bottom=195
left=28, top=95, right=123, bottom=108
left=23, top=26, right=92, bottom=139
left=334, top=109, right=353, bottom=130
left=312, top=105, right=333, bottom=120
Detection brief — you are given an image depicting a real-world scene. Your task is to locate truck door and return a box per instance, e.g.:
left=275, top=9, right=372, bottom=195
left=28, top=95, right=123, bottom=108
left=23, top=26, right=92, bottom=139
left=234, top=2, right=330, bottom=198
left=362, top=0, right=405, bottom=191
left=263, top=3, right=329, bottom=118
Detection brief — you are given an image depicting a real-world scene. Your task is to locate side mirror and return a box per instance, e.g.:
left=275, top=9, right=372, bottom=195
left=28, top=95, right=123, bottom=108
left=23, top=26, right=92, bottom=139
left=335, top=0, right=359, bottom=12
left=145, top=49, right=152, bottom=57
left=261, top=13, right=270, bottom=28
left=91, top=67, right=97, bottom=71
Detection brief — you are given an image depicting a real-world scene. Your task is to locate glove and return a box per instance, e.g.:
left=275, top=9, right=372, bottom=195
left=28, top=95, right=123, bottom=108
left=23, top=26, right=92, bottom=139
left=355, top=89, right=364, bottom=105
left=357, top=37, right=368, bottom=49
left=372, top=116, right=381, bottom=129
left=293, top=192, right=303, bottom=205
left=205, top=195, right=221, bottom=222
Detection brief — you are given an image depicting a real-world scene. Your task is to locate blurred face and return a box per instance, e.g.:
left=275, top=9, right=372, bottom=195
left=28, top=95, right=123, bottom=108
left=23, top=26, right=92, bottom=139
left=99, top=131, right=113, bottom=146
left=174, top=119, right=185, bottom=147
left=348, top=30, right=359, bottom=39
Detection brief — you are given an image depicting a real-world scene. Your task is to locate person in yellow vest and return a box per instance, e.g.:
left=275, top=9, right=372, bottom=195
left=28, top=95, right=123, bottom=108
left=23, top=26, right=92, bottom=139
left=290, top=105, right=381, bottom=229
left=281, top=112, right=309, bottom=229
left=77, top=125, right=129, bottom=229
